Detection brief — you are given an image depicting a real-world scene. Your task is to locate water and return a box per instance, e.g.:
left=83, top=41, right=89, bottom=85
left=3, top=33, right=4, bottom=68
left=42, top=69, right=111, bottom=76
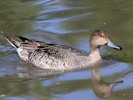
left=0, top=0, right=133, bottom=100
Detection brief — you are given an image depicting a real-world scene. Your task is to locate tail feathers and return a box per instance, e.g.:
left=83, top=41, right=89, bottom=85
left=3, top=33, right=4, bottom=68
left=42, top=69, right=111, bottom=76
left=3, top=35, right=20, bottom=48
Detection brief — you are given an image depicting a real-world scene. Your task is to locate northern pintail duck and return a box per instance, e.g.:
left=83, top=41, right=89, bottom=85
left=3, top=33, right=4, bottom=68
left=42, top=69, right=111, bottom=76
left=3, top=30, right=122, bottom=71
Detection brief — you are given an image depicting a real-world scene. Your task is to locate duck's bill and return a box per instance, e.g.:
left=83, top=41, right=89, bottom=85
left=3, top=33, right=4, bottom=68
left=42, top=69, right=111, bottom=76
left=107, top=39, right=122, bottom=50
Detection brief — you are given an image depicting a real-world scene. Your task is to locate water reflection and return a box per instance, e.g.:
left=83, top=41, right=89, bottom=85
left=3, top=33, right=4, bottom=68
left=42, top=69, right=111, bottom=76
left=0, top=66, right=90, bottom=100
left=12, top=62, right=124, bottom=99
left=17, top=65, right=64, bottom=79
left=91, top=62, right=123, bottom=98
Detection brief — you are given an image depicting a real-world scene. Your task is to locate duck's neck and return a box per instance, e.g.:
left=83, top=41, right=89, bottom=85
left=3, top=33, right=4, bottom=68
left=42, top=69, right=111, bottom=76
left=88, top=47, right=102, bottom=63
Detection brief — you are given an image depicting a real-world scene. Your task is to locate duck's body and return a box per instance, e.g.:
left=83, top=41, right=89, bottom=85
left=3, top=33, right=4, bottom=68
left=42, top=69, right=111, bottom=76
left=10, top=37, right=101, bottom=71
left=3, top=30, right=122, bottom=71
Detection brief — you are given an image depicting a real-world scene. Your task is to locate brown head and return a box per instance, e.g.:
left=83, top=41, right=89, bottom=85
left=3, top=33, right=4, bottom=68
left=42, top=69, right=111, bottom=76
left=90, top=30, right=122, bottom=50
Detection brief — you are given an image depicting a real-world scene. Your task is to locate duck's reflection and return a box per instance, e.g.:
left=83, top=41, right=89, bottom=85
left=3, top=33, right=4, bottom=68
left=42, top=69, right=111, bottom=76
left=91, top=63, right=123, bottom=98
left=16, top=63, right=123, bottom=98
left=17, top=65, right=64, bottom=79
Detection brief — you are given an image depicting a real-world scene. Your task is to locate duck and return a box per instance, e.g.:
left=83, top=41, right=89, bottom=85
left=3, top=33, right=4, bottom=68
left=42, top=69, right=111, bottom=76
left=3, top=30, right=122, bottom=71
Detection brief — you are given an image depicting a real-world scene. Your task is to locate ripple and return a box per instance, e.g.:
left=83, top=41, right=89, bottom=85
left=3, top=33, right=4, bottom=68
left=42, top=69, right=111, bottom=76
left=101, top=62, right=130, bottom=76
left=33, top=12, right=92, bottom=34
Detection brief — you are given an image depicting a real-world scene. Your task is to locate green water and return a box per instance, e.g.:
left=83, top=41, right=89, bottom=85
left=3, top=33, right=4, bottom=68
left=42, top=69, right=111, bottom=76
left=0, top=0, right=133, bottom=100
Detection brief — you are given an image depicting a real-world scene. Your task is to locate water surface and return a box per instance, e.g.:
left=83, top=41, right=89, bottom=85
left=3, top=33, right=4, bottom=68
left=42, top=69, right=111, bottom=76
left=0, top=0, right=133, bottom=100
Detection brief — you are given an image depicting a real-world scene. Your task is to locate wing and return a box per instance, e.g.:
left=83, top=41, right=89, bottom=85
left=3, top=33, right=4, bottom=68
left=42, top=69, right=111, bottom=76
left=17, top=36, right=47, bottom=52
left=36, top=44, right=88, bottom=60
left=17, top=36, right=88, bottom=59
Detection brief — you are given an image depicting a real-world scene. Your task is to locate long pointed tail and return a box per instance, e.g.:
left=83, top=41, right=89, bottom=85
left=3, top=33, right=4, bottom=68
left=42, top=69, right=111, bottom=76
left=1, top=31, right=20, bottom=49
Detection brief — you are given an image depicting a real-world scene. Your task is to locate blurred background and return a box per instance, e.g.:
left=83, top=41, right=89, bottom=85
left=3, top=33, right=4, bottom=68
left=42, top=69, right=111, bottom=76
left=0, top=0, right=133, bottom=100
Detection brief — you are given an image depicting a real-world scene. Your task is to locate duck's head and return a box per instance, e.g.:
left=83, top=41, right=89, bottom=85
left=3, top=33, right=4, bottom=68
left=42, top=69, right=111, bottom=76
left=90, top=30, right=122, bottom=50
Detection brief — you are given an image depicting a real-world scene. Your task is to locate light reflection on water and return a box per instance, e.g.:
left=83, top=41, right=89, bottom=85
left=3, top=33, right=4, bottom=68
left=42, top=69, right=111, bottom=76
left=0, top=0, right=133, bottom=100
